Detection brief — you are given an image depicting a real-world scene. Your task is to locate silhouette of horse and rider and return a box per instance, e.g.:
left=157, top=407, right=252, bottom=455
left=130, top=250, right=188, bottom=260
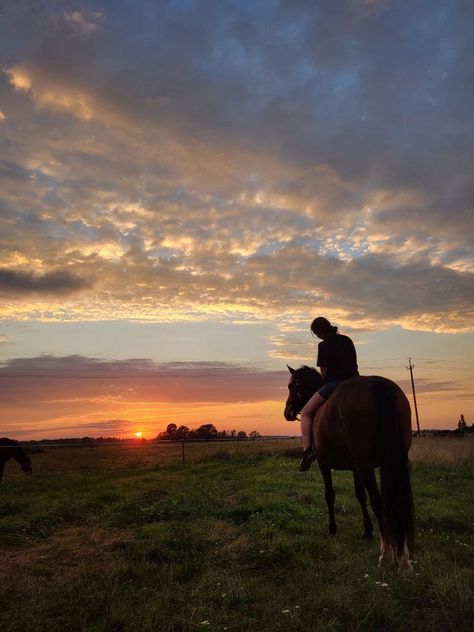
left=285, top=317, right=414, bottom=569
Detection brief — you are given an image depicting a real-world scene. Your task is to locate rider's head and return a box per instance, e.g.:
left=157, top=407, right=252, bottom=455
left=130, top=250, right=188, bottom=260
left=311, top=317, right=338, bottom=340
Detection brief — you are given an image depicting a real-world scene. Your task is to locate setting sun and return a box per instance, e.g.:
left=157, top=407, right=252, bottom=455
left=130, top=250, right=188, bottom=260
left=135, top=432, right=143, bottom=438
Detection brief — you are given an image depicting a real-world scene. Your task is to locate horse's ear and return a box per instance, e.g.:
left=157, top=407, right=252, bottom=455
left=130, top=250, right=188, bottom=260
left=287, top=365, right=296, bottom=375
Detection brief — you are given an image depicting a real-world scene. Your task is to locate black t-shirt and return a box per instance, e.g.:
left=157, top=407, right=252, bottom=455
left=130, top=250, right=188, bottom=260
left=317, top=333, right=359, bottom=383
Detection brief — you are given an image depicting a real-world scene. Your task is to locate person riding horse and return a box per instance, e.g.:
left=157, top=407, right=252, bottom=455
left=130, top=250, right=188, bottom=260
left=284, top=365, right=414, bottom=568
left=299, top=317, right=359, bottom=471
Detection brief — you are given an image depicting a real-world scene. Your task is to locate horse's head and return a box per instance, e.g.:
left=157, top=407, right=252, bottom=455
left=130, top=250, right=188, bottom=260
left=284, top=365, right=323, bottom=421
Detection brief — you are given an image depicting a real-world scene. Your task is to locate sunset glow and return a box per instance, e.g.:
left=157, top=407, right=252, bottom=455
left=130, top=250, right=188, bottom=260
left=0, top=2, right=473, bottom=439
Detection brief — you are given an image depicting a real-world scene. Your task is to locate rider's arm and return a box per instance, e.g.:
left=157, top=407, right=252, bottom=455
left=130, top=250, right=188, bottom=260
left=320, top=367, right=328, bottom=380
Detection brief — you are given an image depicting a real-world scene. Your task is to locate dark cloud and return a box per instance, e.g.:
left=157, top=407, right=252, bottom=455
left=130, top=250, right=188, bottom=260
left=42, top=419, right=131, bottom=435
left=0, top=355, right=287, bottom=408
left=0, top=268, right=92, bottom=296
left=0, top=353, right=284, bottom=376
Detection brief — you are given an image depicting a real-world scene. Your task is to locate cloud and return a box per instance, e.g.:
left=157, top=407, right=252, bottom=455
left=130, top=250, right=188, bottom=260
left=0, top=268, right=92, bottom=296
left=6, top=64, right=32, bottom=92
left=0, top=1, right=472, bottom=333
left=0, top=355, right=285, bottom=397
left=40, top=419, right=131, bottom=435
left=6, top=64, right=95, bottom=120
left=63, top=10, right=102, bottom=36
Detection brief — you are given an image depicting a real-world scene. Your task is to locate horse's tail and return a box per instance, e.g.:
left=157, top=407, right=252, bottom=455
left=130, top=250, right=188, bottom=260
left=373, top=379, right=415, bottom=560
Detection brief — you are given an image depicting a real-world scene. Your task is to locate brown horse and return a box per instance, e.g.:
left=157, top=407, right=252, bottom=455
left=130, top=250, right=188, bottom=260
left=0, top=438, right=32, bottom=481
left=284, top=366, right=414, bottom=568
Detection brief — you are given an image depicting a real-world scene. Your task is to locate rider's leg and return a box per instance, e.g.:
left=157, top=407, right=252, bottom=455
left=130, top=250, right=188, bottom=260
left=300, top=391, right=326, bottom=450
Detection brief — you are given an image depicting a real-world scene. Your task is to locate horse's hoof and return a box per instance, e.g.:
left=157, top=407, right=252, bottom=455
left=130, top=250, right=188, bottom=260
left=398, top=559, right=413, bottom=572
left=328, top=527, right=337, bottom=536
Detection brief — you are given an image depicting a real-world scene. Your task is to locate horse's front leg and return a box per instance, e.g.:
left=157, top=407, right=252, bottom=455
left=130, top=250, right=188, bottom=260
left=318, top=463, right=337, bottom=535
left=353, top=470, right=373, bottom=539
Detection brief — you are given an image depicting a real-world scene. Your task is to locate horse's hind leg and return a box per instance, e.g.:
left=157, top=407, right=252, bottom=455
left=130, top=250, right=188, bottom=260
left=353, top=470, right=373, bottom=539
left=318, top=464, right=337, bottom=536
left=356, top=466, right=382, bottom=526
left=356, top=466, right=389, bottom=562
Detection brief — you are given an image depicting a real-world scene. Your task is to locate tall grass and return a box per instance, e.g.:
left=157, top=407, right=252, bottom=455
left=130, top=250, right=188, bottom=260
left=410, top=435, right=474, bottom=468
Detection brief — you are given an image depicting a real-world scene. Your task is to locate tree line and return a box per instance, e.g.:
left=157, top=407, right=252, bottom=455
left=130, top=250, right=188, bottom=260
left=156, top=423, right=261, bottom=441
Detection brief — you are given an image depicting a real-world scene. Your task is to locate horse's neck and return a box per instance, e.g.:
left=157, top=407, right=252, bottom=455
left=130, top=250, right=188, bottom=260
left=14, top=449, right=28, bottom=464
left=1, top=448, right=23, bottom=464
left=310, top=378, right=322, bottom=395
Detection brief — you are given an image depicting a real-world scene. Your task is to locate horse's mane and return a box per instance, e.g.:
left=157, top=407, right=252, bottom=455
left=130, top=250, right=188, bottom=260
left=293, top=366, right=323, bottom=388
left=297, top=365, right=320, bottom=376
left=296, top=364, right=321, bottom=378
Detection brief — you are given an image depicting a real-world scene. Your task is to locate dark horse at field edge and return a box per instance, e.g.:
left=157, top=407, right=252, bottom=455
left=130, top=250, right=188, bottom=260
left=284, top=366, right=414, bottom=568
left=0, top=438, right=32, bottom=481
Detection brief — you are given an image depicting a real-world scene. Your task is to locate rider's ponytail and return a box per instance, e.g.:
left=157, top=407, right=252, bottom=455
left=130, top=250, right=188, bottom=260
left=311, top=317, right=338, bottom=337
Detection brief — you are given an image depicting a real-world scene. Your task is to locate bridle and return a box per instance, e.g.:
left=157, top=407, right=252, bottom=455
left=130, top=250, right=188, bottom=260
left=285, top=366, right=322, bottom=421
left=288, top=376, right=304, bottom=419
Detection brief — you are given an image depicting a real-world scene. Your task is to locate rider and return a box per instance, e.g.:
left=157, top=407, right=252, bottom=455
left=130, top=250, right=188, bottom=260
left=299, top=317, right=359, bottom=471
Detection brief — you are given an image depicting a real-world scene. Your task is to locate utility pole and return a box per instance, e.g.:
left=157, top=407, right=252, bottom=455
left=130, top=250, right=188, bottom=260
left=406, top=357, right=421, bottom=435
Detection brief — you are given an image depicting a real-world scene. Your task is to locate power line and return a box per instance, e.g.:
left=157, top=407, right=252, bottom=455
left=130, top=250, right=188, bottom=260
left=0, top=373, right=242, bottom=379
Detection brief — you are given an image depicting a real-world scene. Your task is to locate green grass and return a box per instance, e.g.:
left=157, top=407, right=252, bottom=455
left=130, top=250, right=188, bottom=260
left=0, top=439, right=473, bottom=631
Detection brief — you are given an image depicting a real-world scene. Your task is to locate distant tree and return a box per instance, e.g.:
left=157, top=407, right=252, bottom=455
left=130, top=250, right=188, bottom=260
left=217, top=430, right=228, bottom=438
left=176, top=425, right=189, bottom=439
left=230, top=429, right=237, bottom=438
left=166, top=423, right=178, bottom=437
left=196, top=424, right=218, bottom=440
left=249, top=431, right=261, bottom=439
left=237, top=431, right=247, bottom=439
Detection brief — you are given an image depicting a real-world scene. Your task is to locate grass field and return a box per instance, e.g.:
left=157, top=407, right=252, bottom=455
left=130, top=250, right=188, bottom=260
left=0, top=437, right=473, bottom=631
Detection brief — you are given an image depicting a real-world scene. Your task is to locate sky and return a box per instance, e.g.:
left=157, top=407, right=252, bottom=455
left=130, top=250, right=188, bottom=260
left=0, top=0, right=473, bottom=439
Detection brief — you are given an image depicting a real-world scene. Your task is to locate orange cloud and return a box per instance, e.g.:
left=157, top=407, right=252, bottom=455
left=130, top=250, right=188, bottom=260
left=6, top=64, right=94, bottom=120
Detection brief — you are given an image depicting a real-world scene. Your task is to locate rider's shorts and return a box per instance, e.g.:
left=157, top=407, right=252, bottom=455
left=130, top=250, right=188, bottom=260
left=318, top=381, right=342, bottom=400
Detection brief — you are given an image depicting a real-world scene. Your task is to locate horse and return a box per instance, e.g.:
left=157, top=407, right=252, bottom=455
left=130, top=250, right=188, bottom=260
left=284, top=366, right=414, bottom=568
left=0, top=438, right=32, bottom=481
